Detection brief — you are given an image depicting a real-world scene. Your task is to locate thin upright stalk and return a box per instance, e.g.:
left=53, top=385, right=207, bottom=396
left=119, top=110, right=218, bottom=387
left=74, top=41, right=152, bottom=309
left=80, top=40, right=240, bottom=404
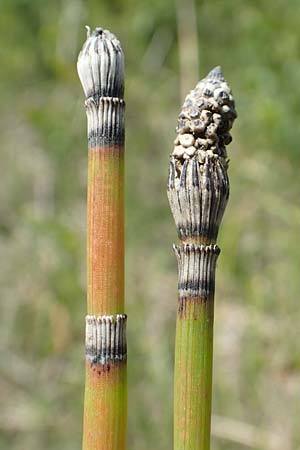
left=77, top=27, right=126, bottom=450
left=168, top=67, right=237, bottom=450
left=175, top=0, right=199, bottom=102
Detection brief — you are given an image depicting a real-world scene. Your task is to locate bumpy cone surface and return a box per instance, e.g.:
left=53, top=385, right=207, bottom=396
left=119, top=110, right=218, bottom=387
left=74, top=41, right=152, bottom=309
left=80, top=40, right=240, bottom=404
left=168, top=67, right=237, bottom=243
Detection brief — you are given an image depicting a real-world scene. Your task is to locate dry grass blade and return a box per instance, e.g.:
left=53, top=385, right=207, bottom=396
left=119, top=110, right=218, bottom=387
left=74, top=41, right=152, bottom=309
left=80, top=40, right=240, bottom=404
left=212, top=415, right=290, bottom=450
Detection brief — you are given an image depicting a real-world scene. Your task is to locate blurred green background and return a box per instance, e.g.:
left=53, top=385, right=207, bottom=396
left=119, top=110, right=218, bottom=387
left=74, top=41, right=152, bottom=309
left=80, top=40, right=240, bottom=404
left=1, top=0, right=300, bottom=449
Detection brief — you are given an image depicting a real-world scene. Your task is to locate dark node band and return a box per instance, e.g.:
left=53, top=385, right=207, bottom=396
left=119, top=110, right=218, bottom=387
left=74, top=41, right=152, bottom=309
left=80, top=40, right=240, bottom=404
left=86, top=97, right=125, bottom=148
left=85, top=314, right=127, bottom=365
left=173, top=244, right=220, bottom=300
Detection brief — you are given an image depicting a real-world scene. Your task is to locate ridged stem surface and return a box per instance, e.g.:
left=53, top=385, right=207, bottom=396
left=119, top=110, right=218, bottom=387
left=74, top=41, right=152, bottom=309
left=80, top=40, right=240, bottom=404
left=83, top=138, right=126, bottom=450
left=174, top=299, right=214, bottom=449
left=168, top=67, right=237, bottom=450
left=77, top=27, right=126, bottom=450
left=87, top=140, right=124, bottom=315
left=173, top=245, right=219, bottom=450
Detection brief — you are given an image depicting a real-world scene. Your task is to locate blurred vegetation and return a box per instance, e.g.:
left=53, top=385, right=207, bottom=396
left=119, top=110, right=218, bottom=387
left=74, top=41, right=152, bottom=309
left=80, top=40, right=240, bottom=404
left=1, top=0, right=300, bottom=449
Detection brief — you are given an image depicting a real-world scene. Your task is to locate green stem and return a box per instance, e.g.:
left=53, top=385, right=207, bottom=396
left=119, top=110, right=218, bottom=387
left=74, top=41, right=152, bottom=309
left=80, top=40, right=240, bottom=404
left=174, top=299, right=214, bottom=450
left=173, top=244, right=219, bottom=450
left=168, top=67, right=237, bottom=450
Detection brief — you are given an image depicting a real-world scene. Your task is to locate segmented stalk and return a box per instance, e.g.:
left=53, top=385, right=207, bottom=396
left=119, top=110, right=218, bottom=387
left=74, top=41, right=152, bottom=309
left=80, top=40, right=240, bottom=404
left=168, top=66, right=237, bottom=450
left=77, top=26, right=126, bottom=450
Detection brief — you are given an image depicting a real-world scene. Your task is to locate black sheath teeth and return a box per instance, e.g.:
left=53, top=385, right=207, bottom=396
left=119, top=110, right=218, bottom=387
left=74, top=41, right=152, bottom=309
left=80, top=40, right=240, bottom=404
left=85, top=314, right=127, bottom=365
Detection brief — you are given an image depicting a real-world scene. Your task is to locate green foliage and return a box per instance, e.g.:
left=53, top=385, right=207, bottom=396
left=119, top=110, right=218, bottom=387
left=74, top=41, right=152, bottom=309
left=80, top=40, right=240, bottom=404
left=1, top=0, right=300, bottom=449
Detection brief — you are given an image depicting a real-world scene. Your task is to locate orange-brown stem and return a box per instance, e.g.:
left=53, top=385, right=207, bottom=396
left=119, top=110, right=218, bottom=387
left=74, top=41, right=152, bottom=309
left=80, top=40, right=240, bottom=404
left=87, top=145, right=124, bottom=315
left=83, top=361, right=127, bottom=450
left=77, top=27, right=127, bottom=450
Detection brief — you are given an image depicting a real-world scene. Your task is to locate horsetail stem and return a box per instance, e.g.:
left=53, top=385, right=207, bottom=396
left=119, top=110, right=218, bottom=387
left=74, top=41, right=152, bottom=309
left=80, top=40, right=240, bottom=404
left=77, top=26, right=126, bottom=450
left=168, top=66, right=237, bottom=450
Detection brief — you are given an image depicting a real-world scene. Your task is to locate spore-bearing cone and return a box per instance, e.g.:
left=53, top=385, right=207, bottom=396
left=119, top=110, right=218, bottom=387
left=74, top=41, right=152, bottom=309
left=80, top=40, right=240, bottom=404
left=174, top=66, right=237, bottom=160
left=77, top=26, right=125, bottom=100
left=168, top=67, right=236, bottom=244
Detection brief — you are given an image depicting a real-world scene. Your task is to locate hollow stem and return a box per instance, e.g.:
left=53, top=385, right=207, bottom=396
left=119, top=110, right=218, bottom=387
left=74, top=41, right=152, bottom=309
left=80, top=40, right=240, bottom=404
left=173, top=244, right=219, bottom=450
left=77, top=27, right=126, bottom=450
left=168, top=67, right=237, bottom=450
